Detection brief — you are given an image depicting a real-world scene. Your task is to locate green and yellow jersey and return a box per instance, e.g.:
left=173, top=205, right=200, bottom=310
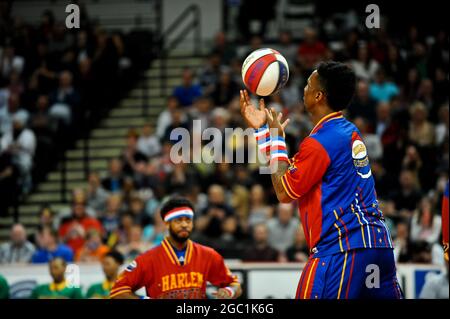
left=30, top=281, right=83, bottom=299
left=0, top=275, right=9, bottom=299
left=86, top=280, right=115, bottom=299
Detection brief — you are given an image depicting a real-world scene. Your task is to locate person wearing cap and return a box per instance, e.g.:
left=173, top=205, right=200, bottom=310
left=110, top=197, right=242, bottom=299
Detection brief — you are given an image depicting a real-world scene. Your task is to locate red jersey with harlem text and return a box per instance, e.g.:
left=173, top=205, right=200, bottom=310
left=110, top=238, right=238, bottom=299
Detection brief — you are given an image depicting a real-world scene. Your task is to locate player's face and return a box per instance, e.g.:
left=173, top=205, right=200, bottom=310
left=168, top=216, right=193, bottom=243
left=49, top=259, right=66, bottom=282
left=102, top=256, right=119, bottom=280
left=303, top=71, right=324, bottom=111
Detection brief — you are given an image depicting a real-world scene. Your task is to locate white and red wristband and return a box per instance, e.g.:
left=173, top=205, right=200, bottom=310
left=254, top=124, right=271, bottom=159
left=270, top=135, right=289, bottom=165
left=224, top=286, right=235, bottom=298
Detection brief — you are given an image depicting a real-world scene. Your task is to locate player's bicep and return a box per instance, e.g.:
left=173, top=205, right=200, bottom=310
left=281, top=138, right=330, bottom=200
left=207, top=251, right=239, bottom=288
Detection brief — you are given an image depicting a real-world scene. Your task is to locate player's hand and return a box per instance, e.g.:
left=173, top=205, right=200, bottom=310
left=240, top=90, right=267, bottom=129
left=213, top=288, right=234, bottom=299
left=265, top=107, right=290, bottom=138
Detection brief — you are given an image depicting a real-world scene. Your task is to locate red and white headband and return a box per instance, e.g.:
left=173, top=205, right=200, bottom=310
left=164, top=206, right=194, bottom=222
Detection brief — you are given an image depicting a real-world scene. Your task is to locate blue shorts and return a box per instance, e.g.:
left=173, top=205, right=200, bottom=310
left=295, top=248, right=404, bottom=299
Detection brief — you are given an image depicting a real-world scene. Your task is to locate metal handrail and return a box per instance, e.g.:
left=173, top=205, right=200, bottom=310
left=157, top=4, right=201, bottom=98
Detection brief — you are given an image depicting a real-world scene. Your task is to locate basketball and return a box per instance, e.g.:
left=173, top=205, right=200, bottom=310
left=241, top=48, right=289, bottom=96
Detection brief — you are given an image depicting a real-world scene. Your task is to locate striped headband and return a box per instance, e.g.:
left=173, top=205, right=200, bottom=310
left=164, top=206, right=194, bottom=222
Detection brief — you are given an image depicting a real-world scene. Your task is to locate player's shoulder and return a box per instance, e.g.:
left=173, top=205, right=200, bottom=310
left=310, top=117, right=356, bottom=150
left=134, top=243, right=164, bottom=262
left=191, top=241, right=222, bottom=258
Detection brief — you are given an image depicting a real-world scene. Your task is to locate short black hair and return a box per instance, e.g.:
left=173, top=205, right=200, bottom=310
left=159, top=197, right=195, bottom=220
left=104, top=250, right=125, bottom=265
left=316, top=61, right=356, bottom=111
left=50, top=256, right=67, bottom=267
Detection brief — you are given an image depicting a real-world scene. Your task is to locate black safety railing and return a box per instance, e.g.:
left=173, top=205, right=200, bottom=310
left=157, top=4, right=201, bottom=99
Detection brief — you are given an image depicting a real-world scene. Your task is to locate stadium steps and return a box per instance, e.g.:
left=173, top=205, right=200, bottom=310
left=0, top=55, right=203, bottom=241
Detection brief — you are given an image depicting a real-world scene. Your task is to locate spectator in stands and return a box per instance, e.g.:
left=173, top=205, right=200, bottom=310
left=0, top=113, right=36, bottom=193
left=100, top=194, right=123, bottom=241
left=408, top=101, right=435, bottom=147
left=0, top=92, right=29, bottom=135
left=350, top=43, right=380, bottom=82
left=0, top=44, right=25, bottom=78
left=172, top=68, right=202, bottom=107
left=410, top=198, right=442, bottom=245
left=57, top=188, right=97, bottom=226
left=142, top=210, right=166, bottom=247
left=393, top=221, right=412, bottom=263
left=401, top=145, right=423, bottom=182
left=155, top=96, right=181, bottom=139
left=38, top=205, right=57, bottom=230
left=137, top=123, right=161, bottom=159
left=121, top=129, right=148, bottom=177
left=347, top=80, right=377, bottom=128
left=0, top=149, right=17, bottom=215
left=58, top=200, right=103, bottom=257
left=369, top=68, right=399, bottom=103
left=275, top=31, right=298, bottom=67
left=0, top=224, right=35, bottom=264
left=162, top=108, right=190, bottom=143
left=49, top=70, right=80, bottom=125
left=210, top=31, right=237, bottom=65
left=116, top=224, right=151, bottom=262
left=267, top=203, right=299, bottom=254
left=285, top=227, right=309, bottom=263
left=383, top=44, right=407, bottom=84
left=76, top=229, right=109, bottom=262
left=128, top=195, right=150, bottom=226
left=435, top=104, right=449, bottom=146
left=30, top=94, right=57, bottom=140
left=189, top=96, right=212, bottom=132
left=390, top=169, right=423, bottom=214
left=102, top=158, right=124, bottom=193
left=198, top=184, right=235, bottom=239
left=31, top=226, right=73, bottom=263
left=198, top=51, right=222, bottom=95
left=134, top=158, right=161, bottom=191
left=297, top=27, right=327, bottom=74
left=213, top=216, right=245, bottom=259
left=374, top=101, right=391, bottom=138
left=30, top=257, right=83, bottom=299
left=210, top=67, right=239, bottom=107
left=242, top=223, right=279, bottom=262
left=86, top=251, right=124, bottom=299
left=247, top=184, right=273, bottom=230
left=86, top=171, right=109, bottom=216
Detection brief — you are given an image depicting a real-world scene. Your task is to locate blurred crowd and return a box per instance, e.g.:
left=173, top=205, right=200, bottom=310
left=0, top=5, right=448, bottom=271
left=0, top=5, right=146, bottom=213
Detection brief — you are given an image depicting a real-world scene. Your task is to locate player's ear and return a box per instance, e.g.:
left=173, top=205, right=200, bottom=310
left=315, top=91, right=323, bottom=101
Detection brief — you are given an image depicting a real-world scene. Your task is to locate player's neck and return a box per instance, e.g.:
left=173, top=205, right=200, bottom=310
left=167, top=236, right=188, bottom=251
left=311, top=105, right=336, bottom=126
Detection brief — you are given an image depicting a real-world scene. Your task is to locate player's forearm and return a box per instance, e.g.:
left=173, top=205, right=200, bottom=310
left=232, top=284, right=243, bottom=299
left=271, top=161, right=292, bottom=203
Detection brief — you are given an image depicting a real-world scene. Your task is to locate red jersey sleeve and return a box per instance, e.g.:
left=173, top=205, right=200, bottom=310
left=110, top=255, right=149, bottom=298
left=207, top=250, right=239, bottom=288
left=281, top=137, right=330, bottom=200
left=442, top=183, right=449, bottom=261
